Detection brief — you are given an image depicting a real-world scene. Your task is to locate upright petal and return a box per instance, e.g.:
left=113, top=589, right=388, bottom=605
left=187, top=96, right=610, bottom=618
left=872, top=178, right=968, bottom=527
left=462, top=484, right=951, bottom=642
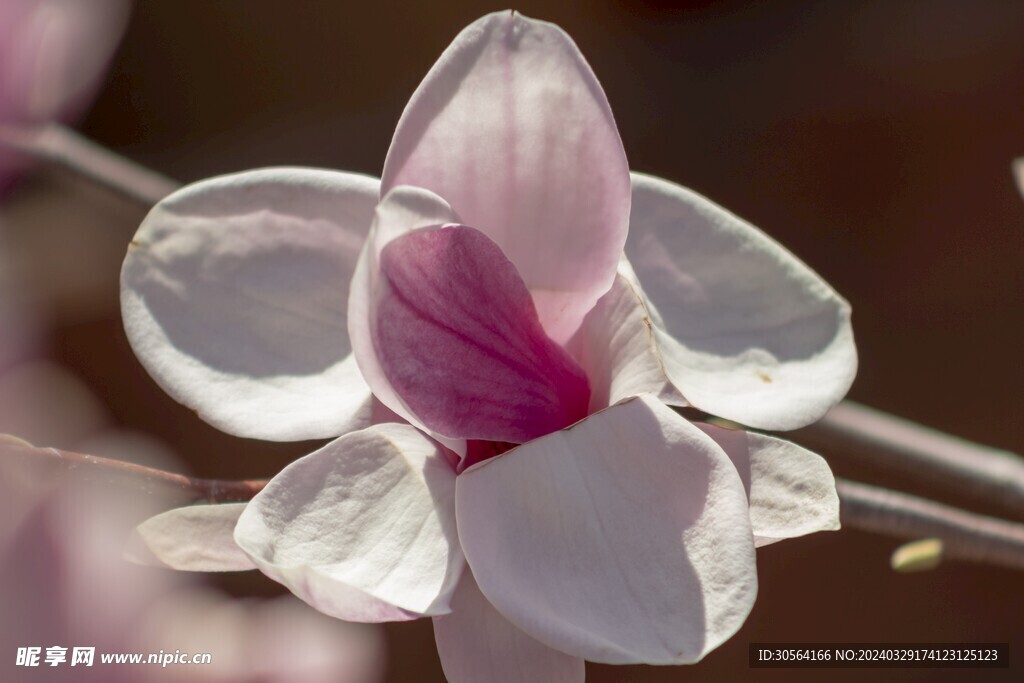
left=433, top=571, right=584, bottom=683
left=234, top=424, right=464, bottom=623
left=626, top=173, right=857, bottom=430
left=382, top=11, right=631, bottom=344
left=568, top=267, right=685, bottom=413
left=372, top=224, right=590, bottom=444
left=697, top=424, right=841, bottom=546
left=457, top=395, right=757, bottom=665
left=122, top=168, right=380, bottom=441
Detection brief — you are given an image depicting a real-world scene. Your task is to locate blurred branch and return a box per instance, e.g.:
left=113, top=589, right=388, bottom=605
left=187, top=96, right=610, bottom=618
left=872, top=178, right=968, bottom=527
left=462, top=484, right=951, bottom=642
left=836, top=478, right=1024, bottom=572
left=800, top=402, right=1024, bottom=519
left=0, top=437, right=264, bottom=506
left=0, top=123, right=177, bottom=206
left=5, top=437, right=1024, bottom=572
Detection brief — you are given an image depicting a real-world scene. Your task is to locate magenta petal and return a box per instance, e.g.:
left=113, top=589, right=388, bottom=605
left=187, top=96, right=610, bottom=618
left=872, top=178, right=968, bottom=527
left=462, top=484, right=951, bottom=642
left=373, top=225, right=590, bottom=444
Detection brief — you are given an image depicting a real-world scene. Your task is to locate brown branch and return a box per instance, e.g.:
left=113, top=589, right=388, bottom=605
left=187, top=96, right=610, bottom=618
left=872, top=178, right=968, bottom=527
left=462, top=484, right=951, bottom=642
left=836, top=478, right=1024, bottom=572
left=6, top=436, right=1024, bottom=572
left=0, top=438, right=264, bottom=505
left=799, top=402, right=1024, bottom=519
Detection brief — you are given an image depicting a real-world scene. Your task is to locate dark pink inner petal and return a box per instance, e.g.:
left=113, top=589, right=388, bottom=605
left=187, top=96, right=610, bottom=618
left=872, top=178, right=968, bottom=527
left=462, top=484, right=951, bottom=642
left=373, top=225, right=590, bottom=444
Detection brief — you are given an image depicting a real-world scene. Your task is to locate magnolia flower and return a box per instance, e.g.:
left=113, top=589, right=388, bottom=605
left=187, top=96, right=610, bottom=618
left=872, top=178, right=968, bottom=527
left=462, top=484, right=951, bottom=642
left=123, top=11, right=856, bottom=681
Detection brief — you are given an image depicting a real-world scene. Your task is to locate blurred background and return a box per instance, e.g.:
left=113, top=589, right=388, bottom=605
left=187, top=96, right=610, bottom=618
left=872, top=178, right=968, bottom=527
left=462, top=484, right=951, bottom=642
left=2, top=0, right=1022, bottom=681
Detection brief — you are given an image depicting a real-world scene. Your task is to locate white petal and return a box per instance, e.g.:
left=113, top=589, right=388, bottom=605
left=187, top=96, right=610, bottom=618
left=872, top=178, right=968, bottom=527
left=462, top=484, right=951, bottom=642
left=382, top=11, right=631, bottom=344
left=626, top=172, right=857, bottom=430
left=697, top=424, right=841, bottom=546
left=234, top=423, right=464, bottom=622
left=347, top=185, right=467, bottom=456
left=121, top=167, right=381, bottom=441
left=457, top=395, right=757, bottom=665
left=433, top=571, right=584, bottom=683
left=131, top=503, right=256, bottom=571
left=568, top=267, right=685, bottom=412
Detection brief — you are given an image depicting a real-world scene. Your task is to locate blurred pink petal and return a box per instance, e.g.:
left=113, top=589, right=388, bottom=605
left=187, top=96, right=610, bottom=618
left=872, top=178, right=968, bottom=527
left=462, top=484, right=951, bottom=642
left=136, top=589, right=386, bottom=683
left=0, top=445, right=186, bottom=682
left=0, top=0, right=131, bottom=189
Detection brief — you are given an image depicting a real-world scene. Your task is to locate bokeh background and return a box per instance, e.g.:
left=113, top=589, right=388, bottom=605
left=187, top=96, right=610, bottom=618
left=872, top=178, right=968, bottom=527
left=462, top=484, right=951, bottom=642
left=2, top=0, right=1022, bottom=681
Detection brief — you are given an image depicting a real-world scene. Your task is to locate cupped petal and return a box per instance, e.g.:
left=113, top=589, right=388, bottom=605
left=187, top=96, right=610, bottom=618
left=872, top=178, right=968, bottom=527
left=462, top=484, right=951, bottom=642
left=568, top=267, right=685, bottom=413
left=348, top=185, right=467, bottom=455
left=433, top=571, right=584, bottom=683
left=382, top=11, right=631, bottom=344
left=626, top=172, right=857, bottom=430
left=234, top=423, right=464, bottom=623
left=373, top=224, right=590, bottom=444
left=130, top=503, right=257, bottom=572
left=456, top=394, right=757, bottom=665
left=121, top=167, right=380, bottom=441
left=697, top=424, right=840, bottom=546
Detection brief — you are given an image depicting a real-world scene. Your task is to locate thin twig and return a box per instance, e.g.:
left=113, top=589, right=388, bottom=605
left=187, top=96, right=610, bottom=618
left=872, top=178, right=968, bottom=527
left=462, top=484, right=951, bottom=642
left=5, top=437, right=1024, bottom=572
left=0, top=438, right=264, bottom=505
left=836, top=478, right=1024, bottom=571
left=800, top=402, right=1024, bottom=519
left=0, top=123, right=178, bottom=206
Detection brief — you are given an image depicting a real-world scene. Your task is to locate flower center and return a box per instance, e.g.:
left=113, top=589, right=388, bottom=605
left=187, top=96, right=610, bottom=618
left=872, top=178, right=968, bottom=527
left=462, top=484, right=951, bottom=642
left=372, top=224, right=590, bottom=464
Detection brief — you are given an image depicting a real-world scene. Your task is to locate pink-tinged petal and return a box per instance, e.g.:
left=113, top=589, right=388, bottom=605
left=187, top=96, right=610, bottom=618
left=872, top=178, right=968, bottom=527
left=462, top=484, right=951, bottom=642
left=626, top=172, right=857, bottom=430
left=568, top=266, right=685, bottom=413
left=130, top=503, right=257, bottom=572
left=433, top=571, right=584, bottom=683
left=697, top=424, right=841, bottom=547
left=457, top=395, right=757, bottom=665
left=348, top=185, right=468, bottom=455
left=234, top=424, right=464, bottom=623
left=1014, top=158, right=1024, bottom=200
left=122, top=168, right=381, bottom=442
left=382, top=11, right=631, bottom=344
left=373, top=224, right=590, bottom=444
